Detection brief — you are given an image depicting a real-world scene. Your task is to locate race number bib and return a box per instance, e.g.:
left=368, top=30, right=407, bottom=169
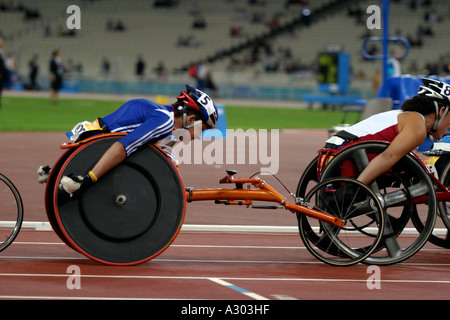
left=66, top=119, right=103, bottom=143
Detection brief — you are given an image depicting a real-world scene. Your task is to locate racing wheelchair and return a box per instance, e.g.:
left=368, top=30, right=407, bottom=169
left=296, top=139, right=450, bottom=265
left=44, top=133, right=387, bottom=266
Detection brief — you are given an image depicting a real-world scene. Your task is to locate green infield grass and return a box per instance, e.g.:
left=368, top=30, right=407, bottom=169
left=0, top=96, right=360, bottom=131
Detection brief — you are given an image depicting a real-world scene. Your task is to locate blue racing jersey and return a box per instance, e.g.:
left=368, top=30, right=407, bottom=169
left=102, top=99, right=174, bottom=156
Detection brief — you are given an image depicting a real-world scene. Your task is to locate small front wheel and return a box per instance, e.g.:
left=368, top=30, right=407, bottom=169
left=298, top=177, right=385, bottom=266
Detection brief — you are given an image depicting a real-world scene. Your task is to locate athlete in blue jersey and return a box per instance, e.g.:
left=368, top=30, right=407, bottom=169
left=39, top=84, right=218, bottom=196
left=101, top=99, right=176, bottom=156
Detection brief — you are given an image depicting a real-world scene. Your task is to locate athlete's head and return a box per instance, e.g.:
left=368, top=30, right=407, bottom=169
left=173, top=84, right=218, bottom=131
left=402, top=78, right=450, bottom=139
left=401, top=95, right=436, bottom=115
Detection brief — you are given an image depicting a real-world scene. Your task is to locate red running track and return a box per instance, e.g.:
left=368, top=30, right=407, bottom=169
left=0, top=228, right=449, bottom=300
left=0, top=130, right=449, bottom=303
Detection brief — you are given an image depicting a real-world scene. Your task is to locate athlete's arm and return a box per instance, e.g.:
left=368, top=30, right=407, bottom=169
left=90, top=141, right=127, bottom=179
left=357, top=112, right=427, bottom=185
left=90, top=112, right=173, bottom=181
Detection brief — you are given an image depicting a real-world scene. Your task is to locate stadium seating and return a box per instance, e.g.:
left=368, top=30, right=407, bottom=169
left=1, top=0, right=449, bottom=93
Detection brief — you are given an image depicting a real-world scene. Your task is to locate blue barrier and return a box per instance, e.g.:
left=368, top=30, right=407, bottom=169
left=377, top=75, right=450, bottom=108
left=302, top=94, right=365, bottom=108
left=60, top=80, right=80, bottom=93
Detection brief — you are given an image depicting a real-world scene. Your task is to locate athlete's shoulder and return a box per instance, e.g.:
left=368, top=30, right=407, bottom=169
left=374, top=109, right=402, bottom=118
left=128, top=98, right=164, bottom=108
left=130, top=99, right=173, bottom=114
left=398, top=110, right=426, bottom=124
left=358, top=109, right=400, bottom=126
left=397, top=110, right=427, bottom=140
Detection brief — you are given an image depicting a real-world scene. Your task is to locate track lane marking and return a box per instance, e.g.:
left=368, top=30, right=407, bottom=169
left=209, top=278, right=269, bottom=300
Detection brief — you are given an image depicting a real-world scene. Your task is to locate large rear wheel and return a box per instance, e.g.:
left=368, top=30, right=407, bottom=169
left=51, top=136, right=186, bottom=265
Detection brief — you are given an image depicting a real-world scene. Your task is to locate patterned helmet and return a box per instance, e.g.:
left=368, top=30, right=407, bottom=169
left=418, top=78, right=450, bottom=106
left=176, top=84, right=218, bottom=129
left=418, top=78, right=450, bottom=132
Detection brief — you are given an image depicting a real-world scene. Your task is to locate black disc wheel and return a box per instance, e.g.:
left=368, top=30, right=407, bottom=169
left=52, top=136, right=186, bottom=265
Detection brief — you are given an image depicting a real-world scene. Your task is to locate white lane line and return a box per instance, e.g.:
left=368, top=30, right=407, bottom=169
left=209, top=277, right=269, bottom=300
left=8, top=221, right=450, bottom=235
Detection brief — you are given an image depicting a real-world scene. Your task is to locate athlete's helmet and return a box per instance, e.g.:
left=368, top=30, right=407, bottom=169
left=176, top=84, right=218, bottom=129
left=418, top=78, right=450, bottom=106
left=418, top=78, right=450, bottom=132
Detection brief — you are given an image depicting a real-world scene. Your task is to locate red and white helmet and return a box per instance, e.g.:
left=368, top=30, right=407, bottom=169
left=176, top=84, right=218, bottom=129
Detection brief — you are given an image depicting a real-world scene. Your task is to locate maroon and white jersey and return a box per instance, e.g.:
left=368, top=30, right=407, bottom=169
left=326, top=110, right=425, bottom=147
